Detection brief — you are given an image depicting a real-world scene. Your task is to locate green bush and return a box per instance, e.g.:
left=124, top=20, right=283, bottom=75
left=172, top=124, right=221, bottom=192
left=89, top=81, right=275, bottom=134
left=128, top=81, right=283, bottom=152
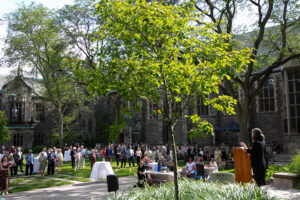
left=290, top=152, right=300, bottom=174
left=110, top=179, right=277, bottom=200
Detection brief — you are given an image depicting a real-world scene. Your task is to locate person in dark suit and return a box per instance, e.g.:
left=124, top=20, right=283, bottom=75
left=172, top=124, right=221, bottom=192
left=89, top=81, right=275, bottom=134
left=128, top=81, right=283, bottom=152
left=70, top=147, right=76, bottom=169
left=240, top=128, right=267, bottom=187
left=16, top=147, right=24, bottom=173
left=47, top=149, right=56, bottom=175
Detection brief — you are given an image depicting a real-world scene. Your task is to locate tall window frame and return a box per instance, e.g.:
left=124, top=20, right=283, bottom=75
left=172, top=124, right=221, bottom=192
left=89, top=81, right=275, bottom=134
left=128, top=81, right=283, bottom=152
left=287, top=69, right=300, bottom=133
left=258, top=77, right=276, bottom=113
left=196, top=96, right=209, bottom=116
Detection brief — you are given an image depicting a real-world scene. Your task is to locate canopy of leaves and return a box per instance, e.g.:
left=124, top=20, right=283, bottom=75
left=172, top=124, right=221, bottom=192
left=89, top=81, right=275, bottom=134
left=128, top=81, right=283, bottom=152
left=76, top=0, right=251, bottom=137
left=0, top=110, right=10, bottom=144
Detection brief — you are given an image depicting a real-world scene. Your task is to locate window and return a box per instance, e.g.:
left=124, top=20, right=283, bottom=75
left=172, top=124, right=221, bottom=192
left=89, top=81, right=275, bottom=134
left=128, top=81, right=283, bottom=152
left=172, top=101, right=182, bottom=117
left=149, top=103, right=159, bottom=119
left=34, top=133, right=44, bottom=145
left=9, top=100, right=25, bottom=123
left=35, top=103, right=45, bottom=121
left=88, top=118, right=93, bottom=134
left=287, top=70, right=300, bottom=133
left=81, top=119, right=86, bottom=129
left=258, top=77, right=275, bottom=112
left=13, top=133, right=23, bottom=146
left=197, top=96, right=208, bottom=116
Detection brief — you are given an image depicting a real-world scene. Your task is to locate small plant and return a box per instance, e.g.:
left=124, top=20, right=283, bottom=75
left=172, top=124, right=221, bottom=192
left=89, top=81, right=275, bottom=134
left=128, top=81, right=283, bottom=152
left=161, top=167, right=168, bottom=173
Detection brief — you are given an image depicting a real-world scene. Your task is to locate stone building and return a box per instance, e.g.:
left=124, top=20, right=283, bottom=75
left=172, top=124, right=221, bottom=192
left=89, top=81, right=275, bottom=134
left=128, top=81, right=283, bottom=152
left=78, top=61, right=300, bottom=154
left=0, top=75, right=55, bottom=149
left=1, top=61, right=299, bottom=154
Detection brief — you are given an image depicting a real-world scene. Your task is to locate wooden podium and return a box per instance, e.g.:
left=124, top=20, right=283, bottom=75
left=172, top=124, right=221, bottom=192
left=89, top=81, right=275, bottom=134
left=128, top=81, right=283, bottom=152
left=233, top=148, right=252, bottom=183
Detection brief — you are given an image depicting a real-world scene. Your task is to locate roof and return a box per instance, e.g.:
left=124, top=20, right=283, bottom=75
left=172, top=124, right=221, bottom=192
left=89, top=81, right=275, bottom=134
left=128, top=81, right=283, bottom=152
left=23, top=78, right=43, bottom=96
left=0, top=75, right=43, bottom=96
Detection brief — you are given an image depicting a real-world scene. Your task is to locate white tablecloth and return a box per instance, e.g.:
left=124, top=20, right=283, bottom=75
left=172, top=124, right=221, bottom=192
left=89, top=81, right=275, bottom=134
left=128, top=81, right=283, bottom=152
left=90, top=162, right=114, bottom=181
left=64, top=150, right=71, bottom=161
left=33, top=157, right=40, bottom=173
left=149, top=162, right=158, bottom=172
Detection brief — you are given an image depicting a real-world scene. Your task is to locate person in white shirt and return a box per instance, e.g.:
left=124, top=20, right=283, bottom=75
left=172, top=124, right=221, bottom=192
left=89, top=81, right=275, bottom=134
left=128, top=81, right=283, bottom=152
left=128, top=146, right=135, bottom=167
left=209, top=158, right=218, bottom=173
left=186, top=157, right=195, bottom=178
left=74, top=149, right=82, bottom=171
left=145, top=148, right=153, bottom=161
left=39, top=147, right=48, bottom=159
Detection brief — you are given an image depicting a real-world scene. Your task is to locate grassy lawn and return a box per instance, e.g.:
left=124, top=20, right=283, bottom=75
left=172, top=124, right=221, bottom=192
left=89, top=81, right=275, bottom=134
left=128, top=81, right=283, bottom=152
left=57, top=158, right=235, bottom=179
left=51, top=174, right=91, bottom=182
left=9, top=176, right=72, bottom=194
left=57, top=158, right=138, bottom=179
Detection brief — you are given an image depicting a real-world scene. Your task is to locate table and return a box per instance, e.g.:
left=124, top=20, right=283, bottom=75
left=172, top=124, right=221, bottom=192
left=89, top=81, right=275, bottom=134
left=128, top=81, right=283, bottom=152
left=145, top=171, right=176, bottom=184
left=204, top=166, right=217, bottom=177
left=90, top=162, right=114, bottom=181
left=33, top=157, right=40, bottom=173
left=149, top=162, right=158, bottom=172
left=64, top=150, right=71, bottom=161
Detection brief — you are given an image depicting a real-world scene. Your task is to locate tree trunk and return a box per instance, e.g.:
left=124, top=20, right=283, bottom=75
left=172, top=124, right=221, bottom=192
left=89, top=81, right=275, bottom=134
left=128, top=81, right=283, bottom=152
left=238, top=105, right=250, bottom=145
left=169, top=124, right=180, bottom=200
left=58, top=108, right=64, bottom=149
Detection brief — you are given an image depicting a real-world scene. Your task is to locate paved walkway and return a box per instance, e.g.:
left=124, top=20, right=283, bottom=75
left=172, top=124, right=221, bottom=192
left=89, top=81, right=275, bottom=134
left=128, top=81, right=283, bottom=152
left=3, top=176, right=137, bottom=200
left=3, top=176, right=300, bottom=200
left=265, top=186, right=300, bottom=200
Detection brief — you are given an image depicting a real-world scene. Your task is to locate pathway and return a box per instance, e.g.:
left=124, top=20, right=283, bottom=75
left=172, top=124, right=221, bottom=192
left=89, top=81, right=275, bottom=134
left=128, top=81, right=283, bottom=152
left=265, top=186, right=300, bottom=200
left=4, top=176, right=137, bottom=200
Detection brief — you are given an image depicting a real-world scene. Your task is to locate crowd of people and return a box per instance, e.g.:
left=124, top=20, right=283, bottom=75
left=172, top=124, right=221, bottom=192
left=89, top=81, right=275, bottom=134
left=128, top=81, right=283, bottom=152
left=0, top=130, right=267, bottom=195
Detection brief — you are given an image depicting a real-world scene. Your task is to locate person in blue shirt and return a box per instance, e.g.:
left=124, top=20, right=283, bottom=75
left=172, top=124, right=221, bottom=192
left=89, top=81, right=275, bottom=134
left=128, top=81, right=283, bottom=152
left=121, top=147, right=127, bottom=168
left=25, top=150, right=34, bottom=175
left=157, top=159, right=166, bottom=172
left=105, top=144, right=113, bottom=163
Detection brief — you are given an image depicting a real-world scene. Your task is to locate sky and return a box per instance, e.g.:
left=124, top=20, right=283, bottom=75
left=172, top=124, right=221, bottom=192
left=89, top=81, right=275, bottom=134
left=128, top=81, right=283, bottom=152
left=0, top=0, right=74, bottom=75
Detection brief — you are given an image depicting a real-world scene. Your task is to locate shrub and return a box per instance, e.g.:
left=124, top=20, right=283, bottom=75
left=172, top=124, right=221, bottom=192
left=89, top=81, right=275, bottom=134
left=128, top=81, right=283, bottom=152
left=290, top=152, right=300, bottom=174
left=110, top=179, right=277, bottom=200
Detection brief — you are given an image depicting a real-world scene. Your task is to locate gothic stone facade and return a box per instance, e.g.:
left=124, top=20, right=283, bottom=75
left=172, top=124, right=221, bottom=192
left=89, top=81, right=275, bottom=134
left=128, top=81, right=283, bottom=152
left=0, top=76, right=54, bottom=149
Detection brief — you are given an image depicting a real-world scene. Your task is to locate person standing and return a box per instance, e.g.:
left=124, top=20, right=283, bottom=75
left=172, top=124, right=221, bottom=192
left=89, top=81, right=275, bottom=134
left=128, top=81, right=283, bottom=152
left=16, top=147, right=24, bottom=173
left=136, top=147, right=142, bottom=166
left=0, top=156, right=14, bottom=195
left=38, top=152, right=47, bottom=176
left=56, top=149, right=63, bottom=171
left=8, top=153, right=16, bottom=177
left=47, top=149, right=56, bottom=175
left=89, top=150, right=96, bottom=169
left=12, top=150, right=21, bottom=176
left=80, top=145, right=85, bottom=169
left=105, top=144, right=112, bottom=163
left=74, top=149, right=82, bottom=171
left=70, top=147, right=76, bottom=169
left=25, top=150, right=34, bottom=175
left=121, top=147, right=127, bottom=168
left=128, top=146, right=135, bottom=167
left=115, top=145, right=121, bottom=168
left=240, top=128, right=267, bottom=187
left=214, top=147, right=222, bottom=167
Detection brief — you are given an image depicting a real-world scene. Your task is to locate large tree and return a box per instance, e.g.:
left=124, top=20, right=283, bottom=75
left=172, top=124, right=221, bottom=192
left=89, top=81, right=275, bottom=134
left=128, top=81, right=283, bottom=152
left=3, top=3, right=85, bottom=148
left=0, top=110, right=10, bottom=144
left=195, top=0, right=300, bottom=143
left=78, top=0, right=250, bottom=199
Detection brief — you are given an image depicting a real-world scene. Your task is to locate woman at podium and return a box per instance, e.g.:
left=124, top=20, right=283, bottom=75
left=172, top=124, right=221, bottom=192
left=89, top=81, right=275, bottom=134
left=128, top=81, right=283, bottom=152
left=240, top=128, right=267, bottom=186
